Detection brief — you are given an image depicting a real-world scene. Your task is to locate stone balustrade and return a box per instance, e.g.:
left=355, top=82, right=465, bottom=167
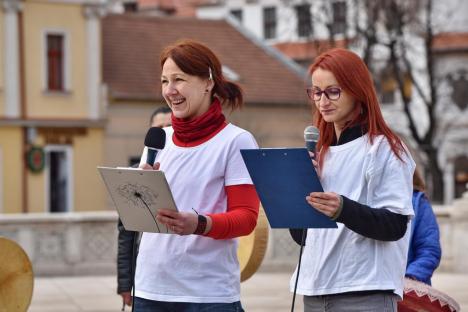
left=1, top=191, right=467, bottom=276
left=0, top=211, right=118, bottom=276
left=437, top=189, right=468, bottom=273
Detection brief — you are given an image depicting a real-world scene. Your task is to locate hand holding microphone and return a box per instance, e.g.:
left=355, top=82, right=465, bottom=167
left=304, top=125, right=320, bottom=174
left=303, top=126, right=343, bottom=219
left=140, top=127, right=166, bottom=170
left=139, top=126, right=210, bottom=235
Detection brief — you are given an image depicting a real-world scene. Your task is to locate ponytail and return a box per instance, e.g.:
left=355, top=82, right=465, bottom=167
left=214, top=80, right=243, bottom=110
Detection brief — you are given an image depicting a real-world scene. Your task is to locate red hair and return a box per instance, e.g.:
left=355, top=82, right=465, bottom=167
left=308, top=48, right=406, bottom=165
left=160, top=39, right=243, bottom=110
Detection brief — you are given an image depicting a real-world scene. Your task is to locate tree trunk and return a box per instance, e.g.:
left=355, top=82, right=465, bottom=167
left=424, top=147, right=444, bottom=203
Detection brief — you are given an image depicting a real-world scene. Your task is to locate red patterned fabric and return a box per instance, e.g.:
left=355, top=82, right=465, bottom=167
left=398, top=278, right=460, bottom=312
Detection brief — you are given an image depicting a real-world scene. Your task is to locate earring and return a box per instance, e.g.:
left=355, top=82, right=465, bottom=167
left=205, top=89, right=209, bottom=93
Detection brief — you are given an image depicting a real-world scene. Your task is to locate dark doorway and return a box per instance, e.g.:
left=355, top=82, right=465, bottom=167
left=46, top=148, right=70, bottom=212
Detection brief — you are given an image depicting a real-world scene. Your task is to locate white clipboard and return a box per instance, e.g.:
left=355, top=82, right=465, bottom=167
left=98, top=166, right=178, bottom=233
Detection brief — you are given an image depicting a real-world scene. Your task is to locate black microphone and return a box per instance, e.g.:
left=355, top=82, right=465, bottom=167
left=304, top=125, right=320, bottom=155
left=144, top=127, right=166, bottom=166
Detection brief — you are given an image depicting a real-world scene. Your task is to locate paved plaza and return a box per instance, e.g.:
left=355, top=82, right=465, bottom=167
left=29, top=271, right=467, bottom=312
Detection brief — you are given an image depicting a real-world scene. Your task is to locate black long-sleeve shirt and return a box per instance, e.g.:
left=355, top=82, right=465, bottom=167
left=290, top=125, right=408, bottom=245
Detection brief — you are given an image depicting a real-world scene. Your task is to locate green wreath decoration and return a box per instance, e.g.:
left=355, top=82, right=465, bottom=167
left=27, top=146, right=45, bottom=173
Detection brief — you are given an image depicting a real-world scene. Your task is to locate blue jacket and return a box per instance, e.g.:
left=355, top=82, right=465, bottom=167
left=406, top=191, right=442, bottom=285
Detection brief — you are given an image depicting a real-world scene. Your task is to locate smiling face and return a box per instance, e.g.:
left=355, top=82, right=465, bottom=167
left=311, top=68, right=357, bottom=137
left=161, top=58, right=213, bottom=120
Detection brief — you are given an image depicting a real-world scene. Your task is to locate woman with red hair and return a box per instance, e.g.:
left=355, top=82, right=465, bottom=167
left=291, top=48, right=415, bottom=311
left=133, top=39, right=259, bottom=311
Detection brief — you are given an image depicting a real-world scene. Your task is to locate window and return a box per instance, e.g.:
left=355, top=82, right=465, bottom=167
left=449, top=70, right=468, bottom=110
left=380, top=75, right=396, bottom=104
left=378, top=65, right=412, bottom=104
left=123, top=2, right=138, bottom=12
left=455, top=156, right=468, bottom=199
left=46, top=34, right=64, bottom=91
left=332, top=1, right=347, bottom=35
left=230, top=9, right=243, bottom=23
left=295, top=4, right=312, bottom=38
left=263, top=7, right=276, bottom=39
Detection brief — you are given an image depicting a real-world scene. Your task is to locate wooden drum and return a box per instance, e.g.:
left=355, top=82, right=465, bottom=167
left=0, top=237, right=34, bottom=312
left=237, top=206, right=269, bottom=282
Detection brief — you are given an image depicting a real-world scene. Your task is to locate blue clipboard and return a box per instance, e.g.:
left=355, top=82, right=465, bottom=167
left=241, top=148, right=337, bottom=229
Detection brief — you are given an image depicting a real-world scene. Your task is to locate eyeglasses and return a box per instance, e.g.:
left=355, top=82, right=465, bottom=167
left=306, top=87, right=342, bottom=101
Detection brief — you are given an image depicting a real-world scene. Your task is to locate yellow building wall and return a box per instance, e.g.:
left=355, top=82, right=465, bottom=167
left=73, top=128, right=106, bottom=211
left=26, top=128, right=106, bottom=212
left=0, top=11, right=5, bottom=116
left=27, top=168, right=46, bottom=213
left=23, top=1, right=88, bottom=118
left=0, top=128, right=23, bottom=213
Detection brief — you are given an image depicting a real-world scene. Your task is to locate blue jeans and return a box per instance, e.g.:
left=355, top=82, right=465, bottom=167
left=134, top=297, right=245, bottom=312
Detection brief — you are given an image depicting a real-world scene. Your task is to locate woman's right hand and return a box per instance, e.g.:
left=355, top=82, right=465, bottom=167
left=120, top=291, right=132, bottom=306
left=139, top=162, right=160, bottom=170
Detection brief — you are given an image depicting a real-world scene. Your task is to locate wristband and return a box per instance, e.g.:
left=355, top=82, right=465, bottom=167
left=194, top=214, right=207, bottom=235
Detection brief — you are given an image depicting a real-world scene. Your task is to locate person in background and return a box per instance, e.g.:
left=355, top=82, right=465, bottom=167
left=117, top=106, right=173, bottom=308
left=134, top=39, right=259, bottom=312
left=149, top=106, right=172, bottom=128
left=293, top=48, right=415, bottom=312
left=405, top=168, right=442, bottom=285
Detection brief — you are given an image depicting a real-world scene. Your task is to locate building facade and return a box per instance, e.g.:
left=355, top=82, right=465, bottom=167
left=102, top=14, right=311, bottom=169
left=194, top=0, right=468, bottom=204
left=0, top=0, right=108, bottom=214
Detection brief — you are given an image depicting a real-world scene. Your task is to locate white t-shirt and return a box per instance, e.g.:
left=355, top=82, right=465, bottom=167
left=290, top=134, right=415, bottom=298
left=135, top=124, right=258, bottom=303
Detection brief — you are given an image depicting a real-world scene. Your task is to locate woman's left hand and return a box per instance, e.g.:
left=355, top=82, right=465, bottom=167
left=156, top=209, right=198, bottom=235
left=306, top=192, right=341, bottom=218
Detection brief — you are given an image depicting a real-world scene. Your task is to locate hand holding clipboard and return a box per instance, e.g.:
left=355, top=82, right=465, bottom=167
left=241, top=148, right=337, bottom=229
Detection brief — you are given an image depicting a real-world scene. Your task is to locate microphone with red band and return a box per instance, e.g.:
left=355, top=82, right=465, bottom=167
left=144, top=127, right=166, bottom=166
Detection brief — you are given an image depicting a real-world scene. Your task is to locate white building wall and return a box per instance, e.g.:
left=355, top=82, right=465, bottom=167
left=243, top=4, right=263, bottom=39
left=197, top=0, right=468, bottom=204
left=195, top=5, right=226, bottom=20
left=433, top=0, right=468, bottom=33
left=197, top=0, right=355, bottom=42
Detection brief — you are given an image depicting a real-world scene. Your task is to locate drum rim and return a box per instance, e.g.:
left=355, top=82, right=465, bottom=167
left=404, top=277, right=460, bottom=312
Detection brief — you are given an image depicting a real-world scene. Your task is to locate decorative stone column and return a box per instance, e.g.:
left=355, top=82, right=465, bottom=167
left=83, top=4, right=106, bottom=120
left=2, top=0, right=22, bottom=118
left=449, top=185, right=468, bottom=273
left=444, top=162, right=454, bottom=205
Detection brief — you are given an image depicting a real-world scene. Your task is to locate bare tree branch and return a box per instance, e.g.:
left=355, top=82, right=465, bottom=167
left=389, top=39, right=423, bottom=145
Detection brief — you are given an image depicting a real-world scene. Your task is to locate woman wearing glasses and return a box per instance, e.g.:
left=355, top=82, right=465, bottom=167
left=292, top=48, right=415, bottom=311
